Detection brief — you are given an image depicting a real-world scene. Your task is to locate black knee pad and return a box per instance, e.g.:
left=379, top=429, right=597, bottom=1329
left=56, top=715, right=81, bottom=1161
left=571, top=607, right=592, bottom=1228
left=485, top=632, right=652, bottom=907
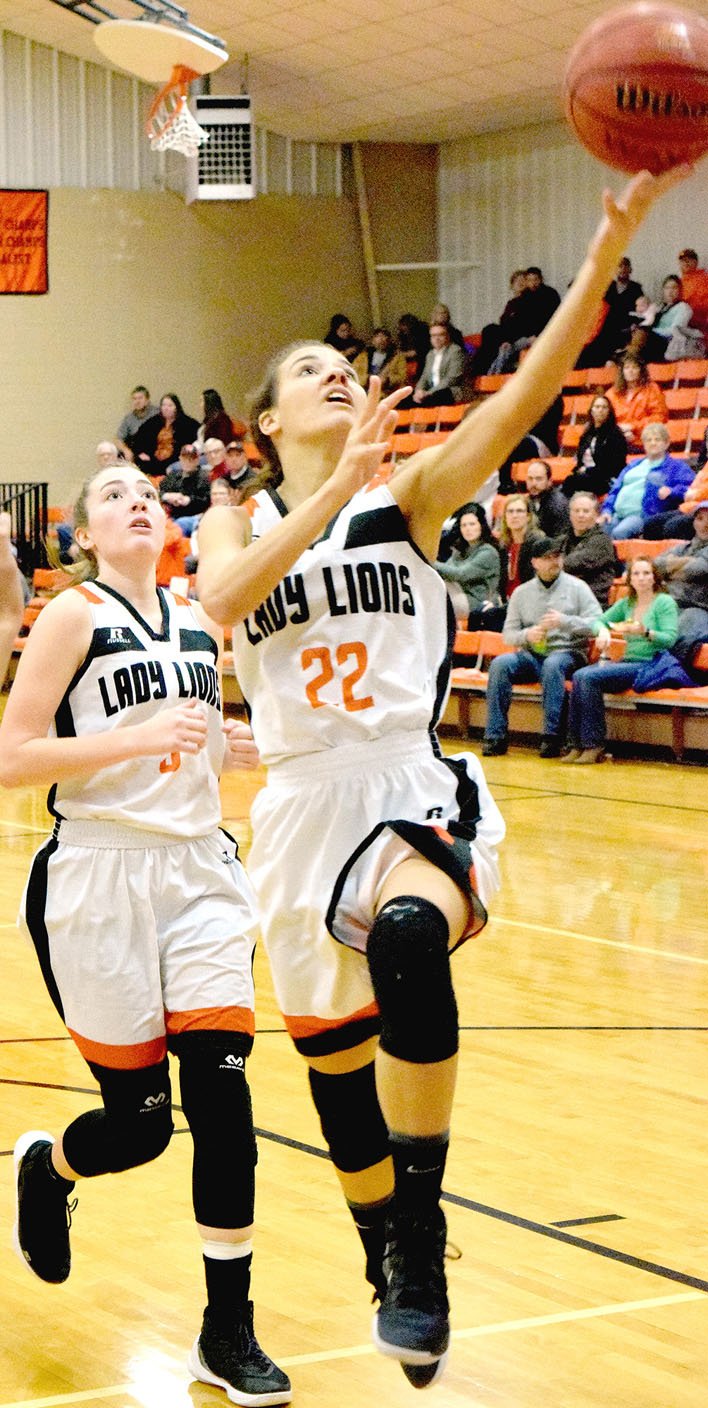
left=63, top=1060, right=174, bottom=1177
left=170, top=1030, right=256, bottom=1229
left=308, top=1062, right=389, bottom=1173
left=366, top=895, right=458, bottom=1064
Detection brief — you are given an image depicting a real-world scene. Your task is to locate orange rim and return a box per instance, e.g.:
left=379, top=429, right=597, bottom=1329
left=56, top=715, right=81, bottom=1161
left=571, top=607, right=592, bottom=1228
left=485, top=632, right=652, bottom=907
left=145, top=63, right=200, bottom=139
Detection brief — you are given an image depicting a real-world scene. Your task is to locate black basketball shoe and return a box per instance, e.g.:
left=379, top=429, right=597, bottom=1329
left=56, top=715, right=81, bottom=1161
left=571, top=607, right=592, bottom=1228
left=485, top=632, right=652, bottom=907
left=373, top=1205, right=450, bottom=1384
left=188, top=1302, right=291, bottom=1406
left=13, top=1130, right=77, bottom=1284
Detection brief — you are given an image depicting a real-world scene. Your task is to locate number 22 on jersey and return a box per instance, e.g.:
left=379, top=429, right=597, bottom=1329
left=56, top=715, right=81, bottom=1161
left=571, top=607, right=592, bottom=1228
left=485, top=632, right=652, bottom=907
left=302, top=641, right=374, bottom=712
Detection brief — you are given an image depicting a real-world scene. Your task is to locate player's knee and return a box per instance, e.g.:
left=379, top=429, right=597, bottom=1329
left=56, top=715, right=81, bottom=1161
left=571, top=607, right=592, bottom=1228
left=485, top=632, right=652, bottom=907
left=308, top=1062, right=389, bottom=1172
left=62, top=1100, right=174, bottom=1176
left=366, top=895, right=458, bottom=1064
left=171, top=1031, right=257, bottom=1228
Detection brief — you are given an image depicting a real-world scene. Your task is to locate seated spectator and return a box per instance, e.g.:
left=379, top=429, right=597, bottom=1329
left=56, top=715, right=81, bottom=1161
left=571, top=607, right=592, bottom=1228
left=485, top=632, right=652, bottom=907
left=224, top=439, right=259, bottom=503
left=429, top=302, right=466, bottom=349
left=353, top=329, right=408, bottom=393
left=677, top=248, right=708, bottom=346
left=564, top=556, right=679, bottom=763
left=488, top=266, right=561, bottom=374
left=558, top=492, right=618, bottom=608
left=434, top=502, right=502, bottom=628
left=576, top=256, right=644, bottom=368
left=482, top=536, right=601, bottom=758
left=115, top=384, right=159, bottom=461
left=655, top=504, right=708, bottom=667
left=323, top=313, right=364, bottom=362
left=631, top=275, right=697, bottom=362
left=96, top=441, right=121, bottom=469
left=600, top=423, right=694, bottom=539
left=524, top=460, right=571, bottom=537
left=606, top=354, right=668, bottom=447
left=498, top=396, right=563, bottom=493
left=561, top=394, right=627, bottom=499
left=159, top=444, right=211, bottom=536
left=203, top=438, right=228, bottom=482
left=396, top=313, right=430, bottom=383
left=497, top=495, right=542, bottom=599
left=133, top=393, right=199, bottom=478
left=0, top=511, right=25, bottom=685
left=413, top=322, right=466, bottom=406
left=196, top=388, right=241, bottom=450
left=470, top=270, right=529, bottom=377
left=185, top=478, right=234, bottom=572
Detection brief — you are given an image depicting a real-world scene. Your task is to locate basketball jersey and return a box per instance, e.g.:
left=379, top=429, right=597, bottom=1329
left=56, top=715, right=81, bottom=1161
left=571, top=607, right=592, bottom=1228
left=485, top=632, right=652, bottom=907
left=232, top=484, right=454, bottom=765
left=50, top=581, right=224, bottom=836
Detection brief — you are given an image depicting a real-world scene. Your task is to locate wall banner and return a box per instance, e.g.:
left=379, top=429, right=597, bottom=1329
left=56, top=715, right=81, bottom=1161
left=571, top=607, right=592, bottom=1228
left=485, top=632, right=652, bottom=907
left=0, top=189, right=49, bottom=294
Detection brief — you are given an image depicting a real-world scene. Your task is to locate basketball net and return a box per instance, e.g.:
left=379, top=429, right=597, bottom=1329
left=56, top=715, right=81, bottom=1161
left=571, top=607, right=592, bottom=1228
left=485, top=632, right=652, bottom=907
left=146, top=64, right=209, bottom=158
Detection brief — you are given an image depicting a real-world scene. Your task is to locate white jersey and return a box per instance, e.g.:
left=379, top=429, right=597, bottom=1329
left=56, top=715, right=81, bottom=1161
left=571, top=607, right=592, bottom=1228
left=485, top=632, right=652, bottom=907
left=50, top=581, right=224, bottom=836
left=233, top=483, right=454, bottom=765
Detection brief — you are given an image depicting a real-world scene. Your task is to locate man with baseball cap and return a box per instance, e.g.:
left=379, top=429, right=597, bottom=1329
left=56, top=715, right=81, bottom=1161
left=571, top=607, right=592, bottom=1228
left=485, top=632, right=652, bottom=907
left=224, top=440, right=258, bottom=504
left=482, top=535, right=601, bottom=758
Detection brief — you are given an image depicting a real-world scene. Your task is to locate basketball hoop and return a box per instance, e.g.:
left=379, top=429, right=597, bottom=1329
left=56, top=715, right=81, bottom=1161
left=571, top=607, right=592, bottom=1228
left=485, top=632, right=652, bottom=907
left=93, top=19, right=228, bottom=159
left=146, top=64, right=209, bottom=157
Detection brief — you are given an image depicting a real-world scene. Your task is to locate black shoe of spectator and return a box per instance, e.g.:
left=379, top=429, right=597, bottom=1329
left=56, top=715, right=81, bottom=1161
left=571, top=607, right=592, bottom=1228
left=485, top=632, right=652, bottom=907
left=482, top=738, right=508, bottom=756
left=539, top=736, right=562, bottom=758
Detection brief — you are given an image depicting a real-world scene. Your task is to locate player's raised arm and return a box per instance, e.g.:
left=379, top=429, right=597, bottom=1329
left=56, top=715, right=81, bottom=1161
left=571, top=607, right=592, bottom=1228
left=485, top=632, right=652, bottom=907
left=389, top=164, right=694, bottom=559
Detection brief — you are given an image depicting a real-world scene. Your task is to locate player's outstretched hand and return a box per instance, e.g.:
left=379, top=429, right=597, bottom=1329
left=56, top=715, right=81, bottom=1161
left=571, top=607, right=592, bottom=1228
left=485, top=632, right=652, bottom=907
left=137, top=698, right=209, bottom=757
left=222, top=718, right=260, bottom=771
left=590, top=164, right=694, bottom=260
left=330, top=376, right=411, bottom=499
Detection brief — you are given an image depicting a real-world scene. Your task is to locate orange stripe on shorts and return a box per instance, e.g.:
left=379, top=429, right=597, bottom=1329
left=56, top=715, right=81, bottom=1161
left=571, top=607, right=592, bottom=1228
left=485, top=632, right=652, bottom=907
left=68, top=1029, right=167, bottom=1069
left=166, top=1005, right=256, bottom=1037
left=283, top=999, right=379, bottom=1042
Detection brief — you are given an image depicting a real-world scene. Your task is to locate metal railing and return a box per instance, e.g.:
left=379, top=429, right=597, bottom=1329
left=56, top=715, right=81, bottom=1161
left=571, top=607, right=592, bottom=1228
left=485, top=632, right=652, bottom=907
left=0, top=482, right=49, bottom=576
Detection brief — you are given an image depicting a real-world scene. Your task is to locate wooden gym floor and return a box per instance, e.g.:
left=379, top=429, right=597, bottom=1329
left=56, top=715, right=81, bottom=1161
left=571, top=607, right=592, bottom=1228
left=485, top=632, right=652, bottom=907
left=0, top=732, right=706, bottom=1407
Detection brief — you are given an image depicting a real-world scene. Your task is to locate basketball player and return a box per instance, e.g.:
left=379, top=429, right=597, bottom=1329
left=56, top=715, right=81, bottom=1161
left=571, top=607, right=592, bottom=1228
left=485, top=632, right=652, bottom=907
left=0, top=511, right=24, bottom=685
left=195, top=167, right=690, bottom=1389
left=0, top=464, right=290, bottom=1407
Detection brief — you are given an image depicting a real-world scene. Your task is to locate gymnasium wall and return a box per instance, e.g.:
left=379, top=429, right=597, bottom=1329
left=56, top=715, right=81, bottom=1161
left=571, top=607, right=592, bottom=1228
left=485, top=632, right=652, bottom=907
left=438, top=121, right=708, bottom=334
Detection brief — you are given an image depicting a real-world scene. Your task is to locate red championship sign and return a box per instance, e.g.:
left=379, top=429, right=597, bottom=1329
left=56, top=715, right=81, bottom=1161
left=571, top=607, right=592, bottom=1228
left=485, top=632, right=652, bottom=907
left=0, top=190, right=49, bottom=295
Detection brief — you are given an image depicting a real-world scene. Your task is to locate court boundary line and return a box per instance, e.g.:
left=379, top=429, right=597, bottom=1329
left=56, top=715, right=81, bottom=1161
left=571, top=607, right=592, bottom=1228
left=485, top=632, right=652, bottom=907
left=490, top=914, right=708, bottom=965
left=0, top=1290, right=703, bottom=1406
left=485, top=777, right=708, bottom=816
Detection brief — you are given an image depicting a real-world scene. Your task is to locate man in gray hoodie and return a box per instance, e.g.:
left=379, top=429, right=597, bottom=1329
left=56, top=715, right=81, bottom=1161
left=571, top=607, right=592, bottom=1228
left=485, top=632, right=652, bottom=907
left=482, top=536, right=602, bottom=757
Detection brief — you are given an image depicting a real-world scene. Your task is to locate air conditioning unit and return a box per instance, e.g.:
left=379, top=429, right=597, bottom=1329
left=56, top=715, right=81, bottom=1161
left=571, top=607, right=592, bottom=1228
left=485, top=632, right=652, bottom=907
left=185, top=95, right=255, bottom=202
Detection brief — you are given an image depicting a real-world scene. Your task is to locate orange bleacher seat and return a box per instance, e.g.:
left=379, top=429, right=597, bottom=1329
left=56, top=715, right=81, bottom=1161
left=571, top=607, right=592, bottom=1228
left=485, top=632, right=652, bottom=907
left=693, top=387, right=708, bottom=413
left=585, top=366, right=616, bottom=388
left=562, top=369, right=588, bottom=390
left=687, top=418, right=708, bottom=450
left=560, top=423, right=583, bottom=450
left=563, top=393, right=593, bottom=424
left=473, top=374, right=510, bottom=394
left=647, top=363, right=677, bottom=384
left=511, top=456, right=574, bottom=485
left=675, top=359, right=708, bottom=386
left=394, top=405, right=466, bottom=433
left=666, top=420, right=692, bottom=452
left=614, top=538, right=683, bottom=562
left=665, top=388, right=701, bottom=417
left=390, top=431, right=449, bottom=459
left=32, top=567, right=70, bottom=594
left=244, top=442, right=262, bottom=465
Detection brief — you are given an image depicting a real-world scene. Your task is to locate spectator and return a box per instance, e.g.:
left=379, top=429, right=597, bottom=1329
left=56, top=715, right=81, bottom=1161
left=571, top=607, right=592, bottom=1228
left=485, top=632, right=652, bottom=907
left=196, top=389, right=238, bottom=450
left=203, top=438, right=228, bottom=482
left=677, top=248, right=708, bottom=346
left=224, top=440, right=259, bottom=504
left=159, top=444, right=211, bottom=536
left=96, top=441, right=121, bottom=469
left=655, top=504, right=708, bottom=665
left=429, top=303, right=466, bottom=349
left=434, top=502, right=502, bottom=628
left=323, top=314, right=364, bottom=362
left=133, top=394, right=199, bottom=478
left=482, top=535, right=601, bottom=758
left=497, top=494, right=542, bottom=599
left=576, top=257, right=643, bottom=368
left=564, top=556, right=679, bottom=763
left=600, top=423, right=694, bottom=539
left=524, top=460, right=571, bottom=537
left=488, top=266, right=561, bottom=375
left=0, top=511, right=24, bottom=685
left=413, top=323, right=466, bottom=407
left=115, top=385, right=159, bottom=461
left=558, top=492, right=618, bottom=608
left=396, top=313, right=431, bottom=383
left=634, top=275, right=697, bottom=362
left=561, top=395, right=627, bottom=499
left=606, top=354, right=668, bottom=446
left=469, top=270, right=529, bottom=377
left=353, top=330, right=409, bottom=393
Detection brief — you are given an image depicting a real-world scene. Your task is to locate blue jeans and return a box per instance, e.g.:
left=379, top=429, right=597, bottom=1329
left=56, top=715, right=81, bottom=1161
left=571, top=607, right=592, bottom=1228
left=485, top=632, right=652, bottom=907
left=174, top=514, right=200, bottom=536
left=484, top=649, right=585, bottom=740
left=568, top=662, right=642, bottom=746
left=610, top=513, right=645, bottom=540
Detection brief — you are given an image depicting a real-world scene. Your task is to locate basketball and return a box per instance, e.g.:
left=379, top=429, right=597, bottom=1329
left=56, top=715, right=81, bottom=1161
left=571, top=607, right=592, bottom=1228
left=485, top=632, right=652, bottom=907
left=564, top=2, right=708, bottom=173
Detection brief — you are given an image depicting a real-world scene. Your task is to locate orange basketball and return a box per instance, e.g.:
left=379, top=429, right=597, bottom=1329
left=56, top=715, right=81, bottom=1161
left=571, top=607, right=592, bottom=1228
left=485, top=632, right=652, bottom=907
left=564, top=2, right=708, bottom=173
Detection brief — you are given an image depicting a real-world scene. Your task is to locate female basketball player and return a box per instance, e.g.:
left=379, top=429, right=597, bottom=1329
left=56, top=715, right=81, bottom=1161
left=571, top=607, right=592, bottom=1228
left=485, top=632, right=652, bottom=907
left=196, top=165, right=690, bottom=1390
left=0, top=464, right=290, bottom=1407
